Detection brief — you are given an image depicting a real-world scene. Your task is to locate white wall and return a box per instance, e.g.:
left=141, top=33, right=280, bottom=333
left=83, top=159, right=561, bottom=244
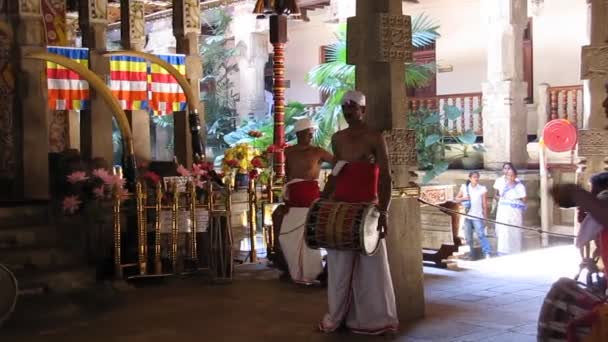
left=531, top=0, right=587, bottom=91
left=284, top=9, right=338, bottom=104
left=404, top=0, right=487, bottom=95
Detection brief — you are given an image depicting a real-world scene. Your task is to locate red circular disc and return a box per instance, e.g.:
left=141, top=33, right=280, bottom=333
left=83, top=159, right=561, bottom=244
left=543, top=119, right=578, bottom=152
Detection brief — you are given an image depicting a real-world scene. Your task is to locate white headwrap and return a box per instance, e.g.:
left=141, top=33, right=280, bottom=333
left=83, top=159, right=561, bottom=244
left=342, top=90, right=366, bottom=106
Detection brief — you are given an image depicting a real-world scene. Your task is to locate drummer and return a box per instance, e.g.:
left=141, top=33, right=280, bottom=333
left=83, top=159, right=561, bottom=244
left=271, top=118, right=333, bottom=284
left=318, top=90, right=398, bottom=335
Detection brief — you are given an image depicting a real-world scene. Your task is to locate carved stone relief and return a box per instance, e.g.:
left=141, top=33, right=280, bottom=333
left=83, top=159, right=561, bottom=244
left=0, top=23, right=14, bottom=177
left=19, top=0, right=41, bottom=16
left=88, top=0, right=107, bottom=23
left=382, top=128, right=417, bottom=167
left=577, top=129, right=608, bottom=156
left=377, top=14, right=412, bottom=63
left=581, top=45, right=608, bottom=80
left=49, top=110, right=67, bottom=153
left=129, top=0, right=145, bottom=48
left=184, top=0, right=200, bottom=34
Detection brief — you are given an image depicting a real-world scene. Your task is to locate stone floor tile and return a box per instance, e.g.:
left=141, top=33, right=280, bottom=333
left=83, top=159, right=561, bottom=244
left=402, top=320, right=491, bottom=340
left=508, top=323, right=539, bottom=336
left=477, top=331, right=537, bottom=342
left=448, top=294, right=490, bottom=302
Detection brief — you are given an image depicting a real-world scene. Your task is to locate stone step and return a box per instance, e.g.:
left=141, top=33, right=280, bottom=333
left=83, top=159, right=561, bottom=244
left=0, top=225, right=57, bottom=249
left=0, top=204, right=50, bottom=227
left=14, top=266, right=96, bottom=294
left=0, top=246, right=79, bottom=272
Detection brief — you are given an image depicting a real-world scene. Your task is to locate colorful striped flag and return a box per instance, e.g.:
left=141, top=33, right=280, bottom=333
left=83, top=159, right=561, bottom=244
left=149, top=53, right=187, bottom=115
left=46, top=46, right=89, bottom=110
left=109, top=55, right=149, bottom=110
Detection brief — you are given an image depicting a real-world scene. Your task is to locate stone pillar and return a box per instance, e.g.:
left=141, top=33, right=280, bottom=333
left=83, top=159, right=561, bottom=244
left=14, top=0, right=50, bottom=199
left=481, top=0, right=528, bottom=170
left=173, top=0, right=204, bottom=167
left=537, top=83, right=550, bottom=138
left=233, top=4, right=269, bottom=121
left=577, top=0, right=608, bottom=192
left=236, top=32, right=270, bottom=121
left=347, top=0, right=424, bottom=322
left=120, top=0, right=151, bottom=163
left=79, top=0, right=114, bottom=166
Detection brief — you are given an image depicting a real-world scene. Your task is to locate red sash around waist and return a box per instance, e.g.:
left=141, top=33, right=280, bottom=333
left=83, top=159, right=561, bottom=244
left=285, top=180, right=320, bottom=208
left=334, top=162, right=379, bottom=203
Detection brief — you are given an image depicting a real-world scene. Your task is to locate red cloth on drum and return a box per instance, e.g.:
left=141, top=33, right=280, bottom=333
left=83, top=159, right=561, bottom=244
left=334, top=162, right=379, bottom=203
left=285, top=180, right=320, bottom=208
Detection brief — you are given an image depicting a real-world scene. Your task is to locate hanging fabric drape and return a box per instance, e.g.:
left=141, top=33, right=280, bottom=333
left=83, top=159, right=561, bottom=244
left=149, top=53, right=187, bottom=115
left=46, top=46, right=89, bottom=110
left=109, top=55, right=149, bottom=110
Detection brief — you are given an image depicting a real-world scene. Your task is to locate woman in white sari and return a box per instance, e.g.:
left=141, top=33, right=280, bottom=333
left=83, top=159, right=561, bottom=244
left=496, top=169, right=527, bottom=254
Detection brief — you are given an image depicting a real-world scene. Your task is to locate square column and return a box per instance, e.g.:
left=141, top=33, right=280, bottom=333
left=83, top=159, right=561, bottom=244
left=173, top=0, right=204, bottom=167
left=577, top=0, right=608, bottom=192
left=79, top=0, right=114, bottom=166
left=481, top=0, right=528, bottom=170
left=347, top=0, right=424, bottom=322
left=121, top=0, right=151, bottom=164
left=14, top=0, right=51, bottom=199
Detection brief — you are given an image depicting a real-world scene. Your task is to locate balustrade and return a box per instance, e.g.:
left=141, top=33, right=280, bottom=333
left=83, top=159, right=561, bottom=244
left=409, top=93, right=483, bottom=135
left=547, top=85, right=583, bottom=128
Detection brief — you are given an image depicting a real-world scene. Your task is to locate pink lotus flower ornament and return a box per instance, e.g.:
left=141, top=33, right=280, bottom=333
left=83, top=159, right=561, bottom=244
left=67, top=171, right=89, bottom=184
left=93, top=186, right=105, bottom=199
left=92, top=168, right=111, bottom=181
left=62, top=195, right=82, bottom=214
left=177, top=164, right=191, bottom=177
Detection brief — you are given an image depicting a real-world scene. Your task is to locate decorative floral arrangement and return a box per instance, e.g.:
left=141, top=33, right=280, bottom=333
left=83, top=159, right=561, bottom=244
left=62, top=168, right=129, bottom=216
left=248, top=155, right=270, bottom=182
left=222, top=143, right=261, bottom=174
left=176, top=161, right=215, bottom=188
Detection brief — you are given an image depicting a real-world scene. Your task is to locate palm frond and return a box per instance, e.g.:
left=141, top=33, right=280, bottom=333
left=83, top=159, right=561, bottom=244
left=405, top=62, right=436, bottom=88
left=411, top=13, right=441, bottom=48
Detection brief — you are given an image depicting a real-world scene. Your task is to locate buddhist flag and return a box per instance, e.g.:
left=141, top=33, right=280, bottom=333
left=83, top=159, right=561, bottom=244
left=109, top=55, right=148, bottom=110
left=149, top=53, right=187, bottom=115
left=46, top=46, right=89, bottom=111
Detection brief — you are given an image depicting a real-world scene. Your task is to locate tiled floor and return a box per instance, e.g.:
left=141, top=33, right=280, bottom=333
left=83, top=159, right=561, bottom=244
left=1, top=245, right=582, bottom=341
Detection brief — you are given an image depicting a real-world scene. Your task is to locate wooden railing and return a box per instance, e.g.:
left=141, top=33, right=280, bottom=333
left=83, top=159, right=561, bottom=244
left=409, top=92, right=484, bottom=135
left=547, top=85, right=583, bottom=129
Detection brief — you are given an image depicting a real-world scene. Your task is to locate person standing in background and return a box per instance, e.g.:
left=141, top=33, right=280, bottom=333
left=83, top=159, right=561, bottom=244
left=455, top=171, right=492, bottom=259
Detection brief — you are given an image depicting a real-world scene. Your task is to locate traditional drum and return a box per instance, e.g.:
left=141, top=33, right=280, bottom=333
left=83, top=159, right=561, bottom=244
left=538, top=277, right=607, bottom=341
left=305, top=199, right=381, bottom=256
left=0, top=264, right=17, bottom=327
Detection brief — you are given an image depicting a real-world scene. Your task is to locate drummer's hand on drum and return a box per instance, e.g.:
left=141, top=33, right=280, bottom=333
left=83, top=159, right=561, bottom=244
left=378, top=212, right=388, bottom=239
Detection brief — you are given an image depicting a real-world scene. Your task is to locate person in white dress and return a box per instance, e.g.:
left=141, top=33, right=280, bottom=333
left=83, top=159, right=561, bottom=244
left=495, top=168, right=527, bottom=254
left=492, top=162, right=518, bottom=215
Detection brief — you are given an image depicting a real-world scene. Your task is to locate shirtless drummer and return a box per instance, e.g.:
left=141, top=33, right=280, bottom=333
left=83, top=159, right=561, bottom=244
left=271, top=118, right=333, bottom=284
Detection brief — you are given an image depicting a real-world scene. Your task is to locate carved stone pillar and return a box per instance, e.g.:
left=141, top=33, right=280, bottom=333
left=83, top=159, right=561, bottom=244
left=14, top=0, right=51, bottom=199
left=121, top=0, right=150, bottom=164
left=347, top=0, right=424, bottom=322
left=79, top=0, right=114, bottom=166
left=173, top=0, right=204, bottom=167
left=577, top=0, right=608, bottom=192
left=481, top=0, right=528, bottom=170
left=236, top=31, right=269, bottom=121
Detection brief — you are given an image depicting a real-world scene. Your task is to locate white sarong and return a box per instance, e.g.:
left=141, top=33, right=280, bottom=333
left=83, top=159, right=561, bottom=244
left=279, top=207, right=324, bottom=284
left=319, top=240, right=398, bottom=334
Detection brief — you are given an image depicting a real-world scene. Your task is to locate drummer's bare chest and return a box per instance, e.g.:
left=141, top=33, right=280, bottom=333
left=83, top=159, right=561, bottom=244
left=335, top=134, right=374, bottom=159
